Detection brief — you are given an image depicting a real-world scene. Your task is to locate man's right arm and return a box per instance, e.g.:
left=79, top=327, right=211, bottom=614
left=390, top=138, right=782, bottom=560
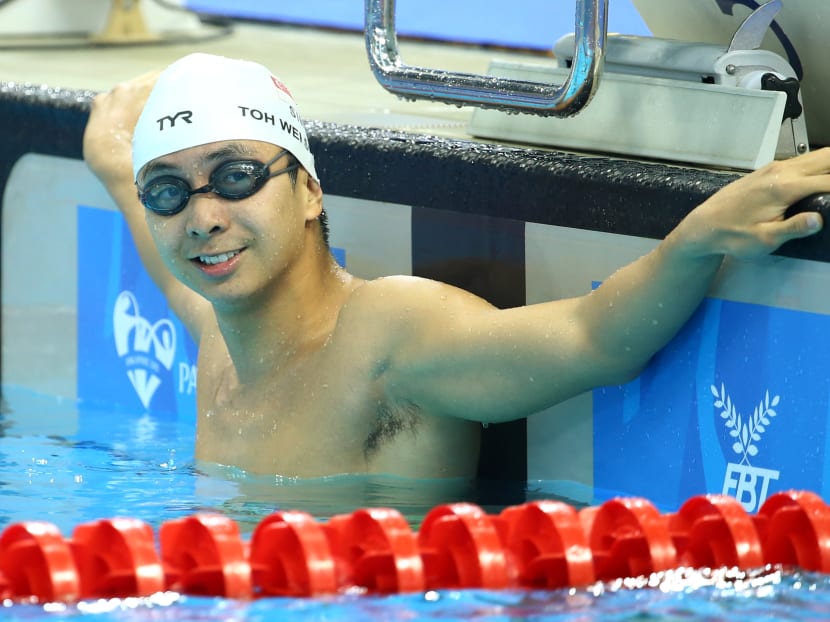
left=82, top=73, right=211, bottom=343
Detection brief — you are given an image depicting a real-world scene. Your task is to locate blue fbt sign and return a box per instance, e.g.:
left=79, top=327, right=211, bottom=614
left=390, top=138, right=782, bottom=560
left=593, top=296, right=830, bottom=512
left=77, top=206, right=198, bottom=419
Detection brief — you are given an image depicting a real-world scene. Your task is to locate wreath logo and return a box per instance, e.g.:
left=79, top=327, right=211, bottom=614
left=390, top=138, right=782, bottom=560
left=711, top=383, right=779, bottom=466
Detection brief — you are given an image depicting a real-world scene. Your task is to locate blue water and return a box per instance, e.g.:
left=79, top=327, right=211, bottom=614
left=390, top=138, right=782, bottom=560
left=5, top=570, right=830, bottom=620
left=4, top=385, right=830, bottom=620
left=0, top=386, right=531, bottom=533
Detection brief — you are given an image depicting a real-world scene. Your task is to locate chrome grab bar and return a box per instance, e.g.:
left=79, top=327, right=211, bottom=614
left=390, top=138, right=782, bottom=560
left=364, top=0, right=608, bottom=116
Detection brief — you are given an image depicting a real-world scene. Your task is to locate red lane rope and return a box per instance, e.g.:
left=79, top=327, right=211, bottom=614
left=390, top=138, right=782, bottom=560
left=0, top=490, right=827, bottom=603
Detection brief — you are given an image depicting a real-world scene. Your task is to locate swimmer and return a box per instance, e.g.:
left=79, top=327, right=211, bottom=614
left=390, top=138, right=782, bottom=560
left=83, top=53, right=829, bottom=478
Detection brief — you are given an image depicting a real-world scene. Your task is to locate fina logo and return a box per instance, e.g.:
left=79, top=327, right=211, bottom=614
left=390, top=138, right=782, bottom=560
left=113, top=291, right=176, bottom=409
left=711, top=383, right=780, bottom=512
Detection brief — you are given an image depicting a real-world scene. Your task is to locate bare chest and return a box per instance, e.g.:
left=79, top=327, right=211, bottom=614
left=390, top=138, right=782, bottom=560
left=196, top=354, right=380, bottom=476
left=191, top=312, right=480, bottom=479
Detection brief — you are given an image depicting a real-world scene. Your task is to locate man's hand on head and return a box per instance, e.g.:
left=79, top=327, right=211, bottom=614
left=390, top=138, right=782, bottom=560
left=83, top=70, right=160, bottom=187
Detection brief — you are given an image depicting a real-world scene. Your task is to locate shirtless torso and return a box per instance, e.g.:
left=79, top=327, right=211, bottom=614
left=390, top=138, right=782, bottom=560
left=194, top=276, right=482, bottom=478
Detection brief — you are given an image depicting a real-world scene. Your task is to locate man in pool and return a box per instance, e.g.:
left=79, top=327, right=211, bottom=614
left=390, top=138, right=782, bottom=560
left=83, top=53, right=830, bottom=479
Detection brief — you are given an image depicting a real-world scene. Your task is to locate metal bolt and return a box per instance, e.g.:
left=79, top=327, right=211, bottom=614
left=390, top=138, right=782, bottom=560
left=725, top=64, right=737, bottom=75
left=797, top=143, right=808, bottom=154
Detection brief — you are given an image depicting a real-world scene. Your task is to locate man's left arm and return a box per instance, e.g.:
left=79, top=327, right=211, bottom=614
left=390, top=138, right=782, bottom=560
left=379, top=149, right=830, bottom=423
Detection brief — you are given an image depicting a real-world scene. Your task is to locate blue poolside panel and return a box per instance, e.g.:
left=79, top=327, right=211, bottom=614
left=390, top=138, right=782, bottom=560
left=594, top=298, right=830, bottom=513
left=77, top=206, right=198, bottom=421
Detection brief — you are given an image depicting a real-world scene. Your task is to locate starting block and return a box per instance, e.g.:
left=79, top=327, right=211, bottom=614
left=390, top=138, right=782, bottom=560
left=469, top=0, right=807, bottom=170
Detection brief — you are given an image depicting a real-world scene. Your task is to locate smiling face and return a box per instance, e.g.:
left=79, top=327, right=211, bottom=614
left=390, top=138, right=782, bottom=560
left=139, top=139, right=321, bottom=309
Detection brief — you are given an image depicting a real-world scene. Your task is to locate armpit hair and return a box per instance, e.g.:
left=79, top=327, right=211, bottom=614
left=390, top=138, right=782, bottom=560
left=364, top=399, right=422, bottom=458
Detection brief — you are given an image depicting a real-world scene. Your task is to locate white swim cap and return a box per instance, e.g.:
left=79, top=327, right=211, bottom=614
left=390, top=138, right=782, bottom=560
left=132, top=53, right=318, bottom=181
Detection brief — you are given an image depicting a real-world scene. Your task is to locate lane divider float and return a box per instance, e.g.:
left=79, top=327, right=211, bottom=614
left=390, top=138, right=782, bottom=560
left=1, top=490, right=828, bottom=603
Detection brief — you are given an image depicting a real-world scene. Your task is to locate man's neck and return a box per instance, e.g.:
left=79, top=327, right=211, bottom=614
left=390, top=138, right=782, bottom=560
left=214, top=252, right=357, bottom=384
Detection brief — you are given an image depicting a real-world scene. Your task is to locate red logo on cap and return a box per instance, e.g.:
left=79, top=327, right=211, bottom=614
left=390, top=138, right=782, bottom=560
left=271, top=76, right=294, bottom=98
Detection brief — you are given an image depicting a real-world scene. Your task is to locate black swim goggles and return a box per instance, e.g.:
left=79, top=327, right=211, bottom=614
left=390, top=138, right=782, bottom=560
left=137, top=149, right=300, bottom=216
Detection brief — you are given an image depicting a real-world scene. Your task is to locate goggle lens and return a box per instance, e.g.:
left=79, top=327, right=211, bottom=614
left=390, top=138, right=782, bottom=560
left=137, top=150, right=298, bottom=215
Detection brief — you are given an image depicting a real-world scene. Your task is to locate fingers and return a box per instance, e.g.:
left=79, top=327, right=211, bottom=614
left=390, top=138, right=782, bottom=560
left=773, top=211, right=823, bottom=245
left=757, top=146, right=830, bottom=178
left=87, top=91, right=108, bottom=114
left=792, top=210, right=823, bottom=236
left=91, top=71, right=159, bottom=112
left=746, top=151, right=830, bottom=209
left=786, top=146, right=830, bottom=176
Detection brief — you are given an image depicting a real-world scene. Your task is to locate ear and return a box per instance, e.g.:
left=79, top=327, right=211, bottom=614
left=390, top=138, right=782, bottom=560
left=302, top=172, right=324, bottom=222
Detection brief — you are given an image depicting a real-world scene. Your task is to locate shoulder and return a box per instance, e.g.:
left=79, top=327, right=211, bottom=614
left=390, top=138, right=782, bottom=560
left=333, top=276, right=432, bottom=342
left=346, top=275, right=490, bottom=310
left=340, top=275, right=494, bottom=328
left=333, top=275, right=496, bottom=353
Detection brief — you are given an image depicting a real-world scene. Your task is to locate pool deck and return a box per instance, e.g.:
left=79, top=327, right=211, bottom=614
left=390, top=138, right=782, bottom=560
left=0, top=17, right=545, bottom=143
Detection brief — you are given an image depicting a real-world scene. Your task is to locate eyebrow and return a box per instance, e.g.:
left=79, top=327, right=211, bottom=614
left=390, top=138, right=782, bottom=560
left=203, top=143, right=256, bottom=163
left=139, top=143, right=257, bottom=183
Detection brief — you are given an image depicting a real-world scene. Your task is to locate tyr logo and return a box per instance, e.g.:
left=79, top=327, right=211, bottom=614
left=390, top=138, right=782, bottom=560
left=156, top=110, right=193, bottom=131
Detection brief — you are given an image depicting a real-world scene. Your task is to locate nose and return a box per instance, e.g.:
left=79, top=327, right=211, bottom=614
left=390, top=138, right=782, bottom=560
left=185, top=194, right=229, bottom=238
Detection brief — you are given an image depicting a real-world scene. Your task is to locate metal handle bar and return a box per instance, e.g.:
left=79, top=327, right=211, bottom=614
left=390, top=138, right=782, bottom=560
left=364, top=0, right=608, bottom=116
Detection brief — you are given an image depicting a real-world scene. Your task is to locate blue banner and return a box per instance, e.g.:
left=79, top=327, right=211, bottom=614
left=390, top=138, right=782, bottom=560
left=77, top=206, right=198, bottom=420
left=594, top=296, right=830, bottom=512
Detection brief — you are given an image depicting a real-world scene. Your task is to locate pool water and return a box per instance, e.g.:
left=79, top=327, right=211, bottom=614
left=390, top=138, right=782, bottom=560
left=0, top=386, right=530, bottom=533
left=4, top=569, right=830, bottom=620
left=3, top=384, right=830, bottom=620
